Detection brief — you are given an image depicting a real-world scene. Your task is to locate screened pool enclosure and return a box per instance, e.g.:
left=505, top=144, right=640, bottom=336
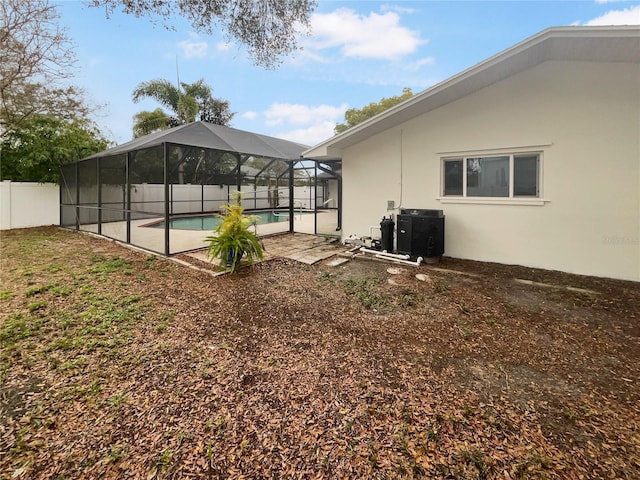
left=60, top=122, right=341, bottom=255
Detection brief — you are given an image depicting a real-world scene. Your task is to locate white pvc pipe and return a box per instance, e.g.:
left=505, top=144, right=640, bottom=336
left=359, top=247, right=410, bottom=260
left=381, top=250, right=411, bottom=260
left=375, top=254, right=424, bottom=267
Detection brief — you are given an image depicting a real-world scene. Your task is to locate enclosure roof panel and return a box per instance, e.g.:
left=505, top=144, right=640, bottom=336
left=83, top=121, right=309, bottom=161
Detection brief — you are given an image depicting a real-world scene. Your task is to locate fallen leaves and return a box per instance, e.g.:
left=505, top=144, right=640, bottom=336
left=1, top=227, right=639, bottom=479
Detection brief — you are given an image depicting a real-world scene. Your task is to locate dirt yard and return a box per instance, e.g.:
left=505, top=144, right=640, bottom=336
left=1, top=227, right=639, bottom=479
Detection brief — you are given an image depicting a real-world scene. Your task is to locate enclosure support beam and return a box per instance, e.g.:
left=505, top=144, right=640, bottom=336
left=126, top=152, right=132, bottom=244
left=338, top=174, right=342, bottom=231
left=289, top=161, right=294, bottom=233
left=58, top=167, right=63, bottom=229
left=314, top=162, right=318, bottom=235
left=235, top=153, right=242, bottom=196
left=97, top=158, right=102, bottom=235
left=75, top=162, right=80, bottom=231
left=163, top=142, right=170, bottom=256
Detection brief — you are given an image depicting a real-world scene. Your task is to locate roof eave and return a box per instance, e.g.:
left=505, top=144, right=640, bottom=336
left=302, top=25, right=640, bottom=160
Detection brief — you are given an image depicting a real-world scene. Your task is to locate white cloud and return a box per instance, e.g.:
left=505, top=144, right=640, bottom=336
left=404, top=57, right=436, bottom=72
left=584, top=5, right=640, bottom=25
left=306, top=8, right=425, bottom=60
left=275, top=121, right=338, bottom=146
left=380, top=4, right=417, bottom=15
left=177, top=33, right=208, bottom=58
left=260, top=102, right=349, bottom=145
left=216, top=42, right=232, bottom=52
left=241, top=111, right=258, bottom=120
left=264, top=102, right=348, bottom=127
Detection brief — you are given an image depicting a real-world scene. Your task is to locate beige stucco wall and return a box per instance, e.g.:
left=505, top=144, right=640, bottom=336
left=342, top=60, right=640, bottom=281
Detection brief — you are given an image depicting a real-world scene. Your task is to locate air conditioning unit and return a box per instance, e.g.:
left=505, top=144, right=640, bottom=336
left=397, top=209, right=445, bottom=258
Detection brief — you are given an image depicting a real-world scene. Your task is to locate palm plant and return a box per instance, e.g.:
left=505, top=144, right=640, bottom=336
left=205, top=193, right=264, bottom=273
left=131, top=78, right=234, bottom=137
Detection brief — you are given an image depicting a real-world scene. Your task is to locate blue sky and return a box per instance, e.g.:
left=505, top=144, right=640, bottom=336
left=55, top=1, right=640, bottom=146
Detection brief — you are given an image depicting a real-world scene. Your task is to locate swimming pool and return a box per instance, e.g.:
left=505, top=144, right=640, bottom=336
left=149, top=210, right=301, bottom=231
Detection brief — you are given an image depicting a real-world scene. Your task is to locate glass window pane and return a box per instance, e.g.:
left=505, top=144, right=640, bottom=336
left=443, top=159, right=463, bottom=196
left=466, top=156, right=509, bottom=197
left=514, top=155, right=539, bottom=196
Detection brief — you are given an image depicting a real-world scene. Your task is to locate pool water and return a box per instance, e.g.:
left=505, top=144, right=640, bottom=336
left=151, top=211, right=292, bottom=231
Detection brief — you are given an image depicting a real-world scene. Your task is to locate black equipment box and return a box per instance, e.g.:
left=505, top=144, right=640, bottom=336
left=397, top=209, right=445, bottom=258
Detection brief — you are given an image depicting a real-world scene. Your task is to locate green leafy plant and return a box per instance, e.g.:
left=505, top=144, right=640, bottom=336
left=205, top=193, right=264, bottom=273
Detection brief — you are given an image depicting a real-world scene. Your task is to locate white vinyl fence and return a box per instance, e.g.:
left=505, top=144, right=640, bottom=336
left=0, top=181, right=59, bottom=230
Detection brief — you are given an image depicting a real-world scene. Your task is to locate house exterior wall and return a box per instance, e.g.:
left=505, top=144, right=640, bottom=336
left=342, top=60, right=640, bottom=281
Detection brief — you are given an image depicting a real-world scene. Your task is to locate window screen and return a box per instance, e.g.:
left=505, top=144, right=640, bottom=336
left=443, top=159, right=463, bottom=196
left=514, top=154, right=539, bottom=196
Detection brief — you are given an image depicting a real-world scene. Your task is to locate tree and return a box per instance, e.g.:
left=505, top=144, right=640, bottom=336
left=0, top=0, right=89, bottom=136
left=132, top=78, right=234, bottom=137
left=0, top=116, right=110, bottom=183
left=334, top=88, right=414, bottom=135
left=132, top=108, right=171, bottom=138
left=89, top=0, right=316, bottom=68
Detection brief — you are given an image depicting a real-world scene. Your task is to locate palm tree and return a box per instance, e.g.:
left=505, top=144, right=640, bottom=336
left=131, top=78, right=234, bottom=138
left=132, top=108, right=170, bottom=138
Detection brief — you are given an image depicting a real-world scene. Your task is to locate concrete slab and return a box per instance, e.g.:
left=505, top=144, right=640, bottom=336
left=185, top=233, right=345, bottom=267
left=327, top=258, right=350, bottom=267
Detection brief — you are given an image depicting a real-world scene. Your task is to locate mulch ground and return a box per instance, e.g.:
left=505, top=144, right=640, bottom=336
left=1, top=226, right=639, bottom=479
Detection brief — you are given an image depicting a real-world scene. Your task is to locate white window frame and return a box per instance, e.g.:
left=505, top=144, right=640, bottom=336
left=438, top=149, right=548, bottom=206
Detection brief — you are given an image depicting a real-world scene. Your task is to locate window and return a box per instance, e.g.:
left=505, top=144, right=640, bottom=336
left=443, top=152, right=540, bottom=198
left=443, top=159, right=463, bottom=196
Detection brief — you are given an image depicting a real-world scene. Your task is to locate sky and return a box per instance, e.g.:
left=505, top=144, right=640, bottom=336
left=55, top=0, right=640, bottom=147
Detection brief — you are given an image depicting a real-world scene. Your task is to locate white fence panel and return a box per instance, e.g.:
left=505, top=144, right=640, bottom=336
left=0, top=181, right=59, bottom=230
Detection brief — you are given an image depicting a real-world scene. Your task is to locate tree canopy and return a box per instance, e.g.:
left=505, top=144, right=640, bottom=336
left=0, top=0, right=90, bottom=136
left=89, top=0, right=316, bottom=68
left=1, top=116, right=110, bottom=183
left=132, top=78, right=234, bottom=137
left=334, top=88, right=414, bottom=135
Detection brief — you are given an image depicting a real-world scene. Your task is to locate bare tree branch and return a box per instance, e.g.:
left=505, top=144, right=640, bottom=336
left=88, top=0, right=316, bottom=68
left=0, top=0, right=87, bottom=135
